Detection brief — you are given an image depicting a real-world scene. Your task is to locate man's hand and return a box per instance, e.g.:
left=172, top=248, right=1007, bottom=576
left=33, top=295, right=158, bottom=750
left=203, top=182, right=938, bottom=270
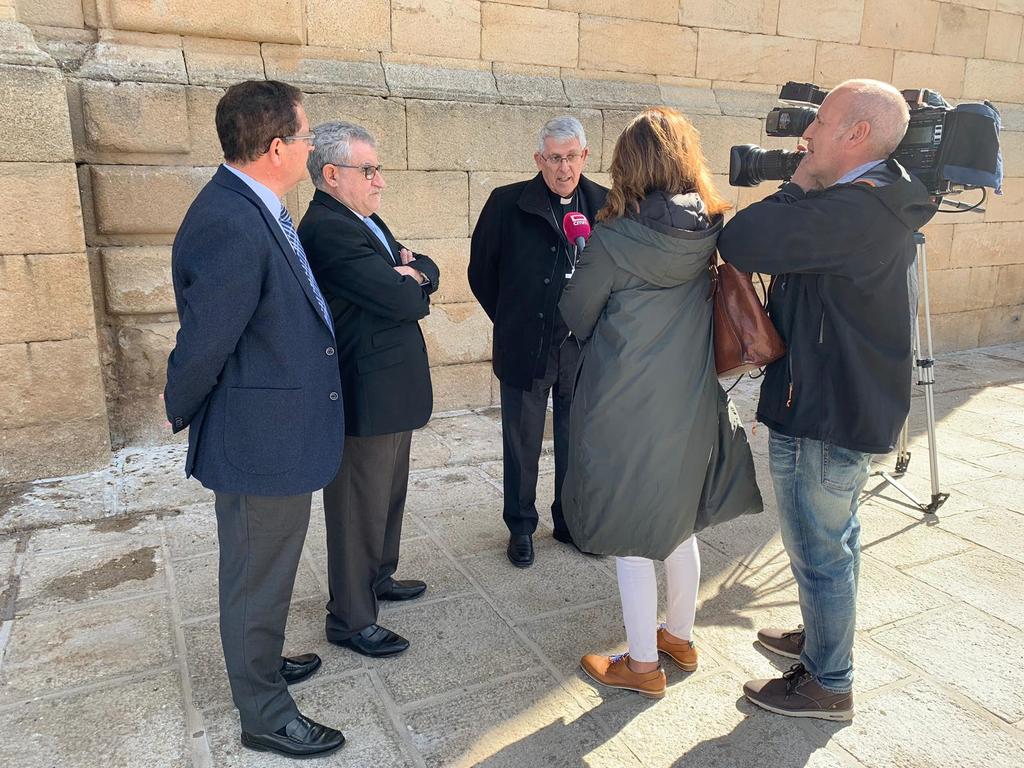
left=399, top=247, right=414, bottom=266
left=394, top=264, right=426, bottom=284
left=790, top=144, right=823, bottom=192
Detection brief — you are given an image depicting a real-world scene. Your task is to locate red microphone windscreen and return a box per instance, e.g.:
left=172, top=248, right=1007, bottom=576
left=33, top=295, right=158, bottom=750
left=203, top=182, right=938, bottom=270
left=562, top=211, right=591, bottom=242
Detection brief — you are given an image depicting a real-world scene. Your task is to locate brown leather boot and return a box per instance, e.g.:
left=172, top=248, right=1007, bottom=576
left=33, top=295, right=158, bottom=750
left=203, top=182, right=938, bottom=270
left=656, top=627, right=698, bottom=672
left=580, top=653, right=666, bottom=699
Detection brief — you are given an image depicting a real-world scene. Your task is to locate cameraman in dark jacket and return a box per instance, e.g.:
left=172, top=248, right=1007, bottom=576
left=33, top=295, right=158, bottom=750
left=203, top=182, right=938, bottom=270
left=718, top=79, right=937, bottom=721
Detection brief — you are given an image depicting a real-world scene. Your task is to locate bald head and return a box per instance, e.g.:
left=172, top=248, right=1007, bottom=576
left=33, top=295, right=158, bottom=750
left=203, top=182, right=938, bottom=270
left=830, top=79, right=910, bottom=158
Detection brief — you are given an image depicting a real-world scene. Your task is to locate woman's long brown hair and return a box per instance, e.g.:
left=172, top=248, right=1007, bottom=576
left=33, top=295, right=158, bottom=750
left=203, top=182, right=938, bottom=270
left=596, top=107, right=731, bottom=223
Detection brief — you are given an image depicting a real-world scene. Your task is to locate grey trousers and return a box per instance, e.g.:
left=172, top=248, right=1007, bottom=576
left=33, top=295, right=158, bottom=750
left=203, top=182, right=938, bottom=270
left=214, top=491, right=311, bottom=733
left=323, top=430, right=412, bottom=641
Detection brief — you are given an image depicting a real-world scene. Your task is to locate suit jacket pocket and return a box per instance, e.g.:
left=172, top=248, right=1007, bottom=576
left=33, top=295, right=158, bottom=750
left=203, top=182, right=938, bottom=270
left=356, top=345, right=404, bottom=374
left=372, top=325, right=405, bottom=349
left=224, top=387, right=303, bottom=475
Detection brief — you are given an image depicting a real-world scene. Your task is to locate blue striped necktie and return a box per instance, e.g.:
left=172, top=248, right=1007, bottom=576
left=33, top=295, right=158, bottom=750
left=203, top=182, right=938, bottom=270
left=277, top=207, right=334, bottom=334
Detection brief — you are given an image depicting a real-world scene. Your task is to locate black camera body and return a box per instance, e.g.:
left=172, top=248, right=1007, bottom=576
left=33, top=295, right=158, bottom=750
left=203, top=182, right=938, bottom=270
left=730, top=81, right=1002, bottom=196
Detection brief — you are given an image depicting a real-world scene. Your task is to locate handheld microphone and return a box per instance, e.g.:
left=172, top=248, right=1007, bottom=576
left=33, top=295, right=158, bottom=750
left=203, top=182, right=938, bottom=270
left=562, top=212, right=591, bottom=253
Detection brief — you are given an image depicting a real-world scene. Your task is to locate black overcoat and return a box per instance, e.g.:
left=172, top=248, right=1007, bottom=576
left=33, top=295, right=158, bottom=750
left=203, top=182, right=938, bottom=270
left=298, top=189, right=440, bottom=437
left=469, top=173, right=608, bottom=390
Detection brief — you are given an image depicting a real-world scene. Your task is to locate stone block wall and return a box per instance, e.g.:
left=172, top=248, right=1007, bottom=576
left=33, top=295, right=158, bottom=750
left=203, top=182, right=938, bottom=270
left=1, top=0, right=1022, bottom=481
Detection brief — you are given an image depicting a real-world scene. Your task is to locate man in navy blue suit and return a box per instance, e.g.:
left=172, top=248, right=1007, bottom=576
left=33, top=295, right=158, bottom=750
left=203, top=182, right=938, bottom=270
left=164, top=80, right=346, bottom=760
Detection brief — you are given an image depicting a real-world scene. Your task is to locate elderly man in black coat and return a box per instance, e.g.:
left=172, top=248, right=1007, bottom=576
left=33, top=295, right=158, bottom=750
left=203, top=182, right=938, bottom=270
left=469, top=116, right=608, bottom=568
left=298, top=121, right=440, bottom=658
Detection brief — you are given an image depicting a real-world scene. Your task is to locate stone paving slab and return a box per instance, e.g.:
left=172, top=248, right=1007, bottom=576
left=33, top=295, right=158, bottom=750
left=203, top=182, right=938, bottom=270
left=0, top=344, right=1023, bottom=766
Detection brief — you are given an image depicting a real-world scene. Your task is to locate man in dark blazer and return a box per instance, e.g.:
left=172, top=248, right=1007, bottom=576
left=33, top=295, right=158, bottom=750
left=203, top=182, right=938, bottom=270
left=298, top=121, right=440, bottom=658
left=469, top=116, right=608, bottom=568
left=164, top=81, right=345, bottom=760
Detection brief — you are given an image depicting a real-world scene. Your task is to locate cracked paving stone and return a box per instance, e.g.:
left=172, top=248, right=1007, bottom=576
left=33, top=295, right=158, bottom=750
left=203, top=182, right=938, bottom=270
left=163, top=502, right=219, bottom=560
left=423, top=413, right=503, bottom=465
left=415, top=504, right=509, bottom=557
left=405, top=467, right=501, bottom=515
left=118, top=444, right=210, bottom=515
left=855, top=554, right=951, bottom=630
left=26, top=513, right=164, bottom=556
left=854, top=502, right=974, bottom=569
left=938, top=507, right=1024, bottom=564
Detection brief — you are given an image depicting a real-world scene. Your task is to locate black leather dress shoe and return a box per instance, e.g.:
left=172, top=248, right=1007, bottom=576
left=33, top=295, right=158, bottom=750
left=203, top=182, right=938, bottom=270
left=280, top=653, right=322, bottom=685
left=377, top=578, right=427, bottom=601
left=241, top=713, right=345, bottom=759
left=332, top=624, right=409, bottom=658
left=552, top=528, right=577, bottom=548
left=507, top=534, right=534, bottom=568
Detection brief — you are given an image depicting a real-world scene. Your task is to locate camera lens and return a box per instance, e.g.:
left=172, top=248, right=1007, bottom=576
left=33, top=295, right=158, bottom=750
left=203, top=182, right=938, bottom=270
left=729, top=145, right=804, bottom=187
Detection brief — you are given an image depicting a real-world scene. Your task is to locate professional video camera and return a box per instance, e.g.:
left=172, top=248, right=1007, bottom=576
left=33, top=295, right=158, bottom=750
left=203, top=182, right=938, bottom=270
left=729, top=81, right=1003, bottom=200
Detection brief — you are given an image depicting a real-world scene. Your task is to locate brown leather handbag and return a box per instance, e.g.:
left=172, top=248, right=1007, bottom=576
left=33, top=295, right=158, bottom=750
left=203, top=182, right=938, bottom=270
left=710, top=256, right=786, bottom=377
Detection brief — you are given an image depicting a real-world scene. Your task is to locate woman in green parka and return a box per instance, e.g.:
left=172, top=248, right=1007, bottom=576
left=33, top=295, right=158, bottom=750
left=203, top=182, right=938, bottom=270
left=560, top=108, right=762, bottom=699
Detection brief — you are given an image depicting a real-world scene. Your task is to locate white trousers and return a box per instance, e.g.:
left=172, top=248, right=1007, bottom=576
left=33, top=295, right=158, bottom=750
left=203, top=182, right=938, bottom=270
left=615, top=535, right=700, bottom=663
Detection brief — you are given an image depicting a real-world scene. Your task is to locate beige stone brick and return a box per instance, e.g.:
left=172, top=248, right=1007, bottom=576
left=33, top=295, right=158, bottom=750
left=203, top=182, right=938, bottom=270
left=81, top=81, right=190, bottom=155
left=550, top=0, right=677, bottom=23
left=928, top=266, right=999, bottom=314
left=14, top=0, right=84, bottom=27
left=406, top=100, right=603, bottom=171
left=929, top=310, right=981, bottom=353
left=983, top=179, right=1024, bottom=222
left=0, top=338, right=107, bottom=428
left=0, top=0, right=15, bottom=22
left=893, top=52, right=966, bottom=100
left=76, top=40, right=188, bottom=84
left=307, top=0, right=391, bottom=51
left=392, top=0, right=480, bottom=59
left=0, top=253, right=95, bottom=345
left=603, top=110, right=761, bottom=175
left=494, top=63, right=567, bottom=106
left=994, top=264, right=1024, bottom=305
left=303, top=93, right=408, bottom=169
left=0, top=415, right=111, bottom=483
left=978, top=304, right=1024, bottom=346
left=402, top=238, right=473, bottom=304
left=680, top=0, right=779, bottom=34
left=935, top=2, right=990, bottom=58
left=564, top=70, right=662, bottom=109
left=108, top=0, right=303, bottom=45
left=999, top=131, right=1024, bottom=176
left=262, top=44, right=386, bottom=95
left=422, top=302, right=490, bottom=365
left=986, top=11, right=1024, bottom=60
left=185, top=86, right=226, bottom=166
left=481, top=3, right=578, bottom=68
left=89, top=165, right=212, bottom=236
left=181, top=37, right=264, bottom=88
left=469, top=171, right=536, bottom=224
left=950, top=222, right=1024, bottom=267
left=109, top=321, right=177, bottom=396
left=0, top=163, right=84, bottom=255
left=919, top=222, right=955, bottom=271
left=861, top=0, right=941, bottom=54
left=696, top=28, right=816, bottom=84
left=101, top=247, right=175, bottom=315
left=814, top=43, right=894, bottom=87
left=777, top=0, right=863, bottom=44
left=579, top=15, right=697, bottom=76
left=429, top=361, right=493, bottom=411
left=378, top=170, right=470, bottom=239
left=383, top=54, right=498, bottom=103
left=963, top=58, right=1024, bottom=101
left=0, top=64, right=73, bottom=163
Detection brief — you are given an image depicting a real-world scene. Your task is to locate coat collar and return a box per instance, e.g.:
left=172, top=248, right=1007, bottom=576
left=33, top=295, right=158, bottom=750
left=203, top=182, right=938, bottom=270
left=211, top=167, right=334, bottom=334
left=310, top=188, right=396, bottom=264
left=517, top=172, right=606, bottom=236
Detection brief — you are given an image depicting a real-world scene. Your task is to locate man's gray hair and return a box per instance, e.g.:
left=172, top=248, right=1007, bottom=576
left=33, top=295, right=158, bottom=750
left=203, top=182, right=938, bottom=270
left=307, top=121, right=376, bottom=191
left=835, top=79, right=910, bottom=157
left=537, top=116, right=587, bottom=153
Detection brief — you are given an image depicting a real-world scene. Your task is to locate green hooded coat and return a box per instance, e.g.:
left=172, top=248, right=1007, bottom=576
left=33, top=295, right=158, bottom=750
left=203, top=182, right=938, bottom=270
left=559, top=192, right=763, bottom=559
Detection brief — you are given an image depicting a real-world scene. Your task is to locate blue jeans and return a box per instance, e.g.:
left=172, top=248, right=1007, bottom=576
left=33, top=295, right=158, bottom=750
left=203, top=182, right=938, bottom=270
left=769, top=431, right=873, bottom=693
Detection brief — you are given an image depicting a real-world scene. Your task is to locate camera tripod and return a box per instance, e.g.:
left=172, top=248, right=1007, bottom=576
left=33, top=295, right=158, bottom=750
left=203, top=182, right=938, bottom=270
left=872, top=231, right=949, bottom=516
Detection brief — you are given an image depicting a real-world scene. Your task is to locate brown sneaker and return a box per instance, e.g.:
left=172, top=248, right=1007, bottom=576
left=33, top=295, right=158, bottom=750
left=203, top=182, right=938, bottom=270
left=756, top=625, right=805, bottom=660
left=656, top=626, right=698, bottom=671
left=580, top=653, right=666, bottom=699
left=744, top=664, right=854, bottom=721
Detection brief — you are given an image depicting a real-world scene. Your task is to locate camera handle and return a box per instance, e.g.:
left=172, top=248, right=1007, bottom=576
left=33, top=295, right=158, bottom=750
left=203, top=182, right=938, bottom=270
left=871, top=232, right=949, bottom=517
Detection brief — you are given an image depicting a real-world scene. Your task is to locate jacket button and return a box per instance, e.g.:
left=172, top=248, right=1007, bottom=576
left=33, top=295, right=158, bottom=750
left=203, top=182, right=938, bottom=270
left=326, top=346, right=335, bottom=356
left=537, top=312, right=544, bottom=319
left=174, top=417, right=183, bottom=428
left=550, top=246, right=556, bottom=252
left=543, top=278, right=550, bottom=285
left=329, top=392, right=339, bottom=401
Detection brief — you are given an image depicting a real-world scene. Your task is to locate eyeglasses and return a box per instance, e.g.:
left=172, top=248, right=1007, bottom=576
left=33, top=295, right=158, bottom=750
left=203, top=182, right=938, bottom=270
left=333, top=163, right=384, bottom=180
left=540, top=152, right=585, bottom=167
left=281, top=131, right=317, bottom=145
